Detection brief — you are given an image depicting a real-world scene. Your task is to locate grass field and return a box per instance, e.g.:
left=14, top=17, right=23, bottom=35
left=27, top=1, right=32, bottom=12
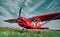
left=0, top=27, right=60, bottom=37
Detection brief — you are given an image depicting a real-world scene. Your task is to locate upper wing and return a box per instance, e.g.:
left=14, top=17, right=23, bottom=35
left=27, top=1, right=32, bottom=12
left=31, top=12, right=60, bottom=21
left=4, top=19, right=17, bottom=23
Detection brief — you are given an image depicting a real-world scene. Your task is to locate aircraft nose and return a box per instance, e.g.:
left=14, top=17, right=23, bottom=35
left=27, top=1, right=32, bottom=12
left=17, top=20, right=22, bottom=23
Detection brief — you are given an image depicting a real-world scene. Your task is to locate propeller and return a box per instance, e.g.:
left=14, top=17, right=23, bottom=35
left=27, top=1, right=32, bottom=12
left=18, top=7, right=22, bottom=18
left=4, top=7, right=23, bottom=23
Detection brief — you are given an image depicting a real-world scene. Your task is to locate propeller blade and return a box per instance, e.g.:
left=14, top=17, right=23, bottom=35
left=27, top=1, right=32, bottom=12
left=4, top=19, right=17, bottom=23
left=18, top=7, right=22, bottom=17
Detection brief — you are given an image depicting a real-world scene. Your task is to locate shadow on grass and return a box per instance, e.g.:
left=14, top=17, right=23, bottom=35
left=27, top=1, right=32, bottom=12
left=14, top=30, right=28, bottom=33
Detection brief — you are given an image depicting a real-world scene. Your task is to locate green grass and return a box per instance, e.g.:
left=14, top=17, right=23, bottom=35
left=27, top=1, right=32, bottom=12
left=0, top=27, right=60, bottom=37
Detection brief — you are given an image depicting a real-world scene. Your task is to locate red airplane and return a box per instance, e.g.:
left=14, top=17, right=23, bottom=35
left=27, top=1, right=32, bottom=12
left=4, top=7, right=60, bottom=31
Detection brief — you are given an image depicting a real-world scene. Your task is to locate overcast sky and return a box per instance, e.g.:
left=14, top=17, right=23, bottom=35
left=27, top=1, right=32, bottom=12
left=0, top=0, right=60, bottom=30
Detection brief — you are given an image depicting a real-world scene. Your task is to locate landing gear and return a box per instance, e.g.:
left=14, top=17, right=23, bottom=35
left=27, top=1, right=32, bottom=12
left=21, top=28, right=28, bottom=33
left=21, top=28, right=25, bottom=33
left=37, top=31, right=40, bottom=34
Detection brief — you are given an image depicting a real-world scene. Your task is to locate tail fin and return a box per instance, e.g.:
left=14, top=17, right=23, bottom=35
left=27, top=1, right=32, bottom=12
left=4, top=18, right=17, bottom=23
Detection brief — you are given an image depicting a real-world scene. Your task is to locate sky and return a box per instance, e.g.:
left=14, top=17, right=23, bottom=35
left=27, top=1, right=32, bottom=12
left=0, top=0, right=60, bottom=30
